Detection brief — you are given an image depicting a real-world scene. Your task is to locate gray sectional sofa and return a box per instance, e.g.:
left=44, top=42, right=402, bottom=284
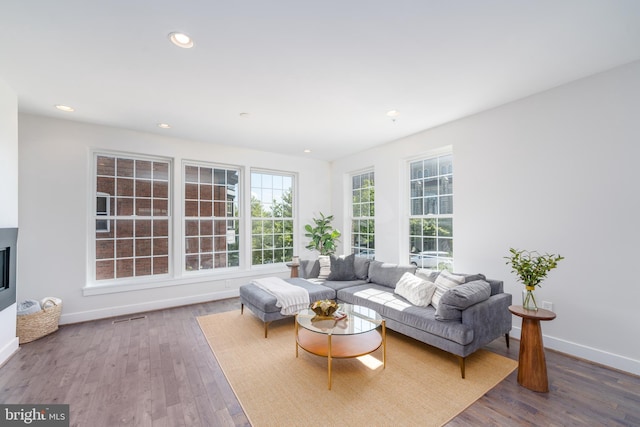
left=239, top=256, right=512, bottom=378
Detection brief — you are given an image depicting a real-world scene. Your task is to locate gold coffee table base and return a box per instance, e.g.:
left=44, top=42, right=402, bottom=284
left=295, top=319, right=386, bottom=390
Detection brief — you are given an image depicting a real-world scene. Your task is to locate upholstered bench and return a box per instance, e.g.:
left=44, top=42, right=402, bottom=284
left=239, top=278, right=335, bottom=337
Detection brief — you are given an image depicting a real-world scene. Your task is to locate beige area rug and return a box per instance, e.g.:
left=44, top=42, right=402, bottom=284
left=198, top=310, right=517, bottom=427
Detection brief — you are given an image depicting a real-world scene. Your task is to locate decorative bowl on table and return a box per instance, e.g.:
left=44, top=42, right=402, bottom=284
left=310, top=299, right=339, bottom=317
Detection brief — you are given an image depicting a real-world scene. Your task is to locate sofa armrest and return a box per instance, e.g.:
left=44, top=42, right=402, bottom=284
left=461, top=292, right=512, bottom=342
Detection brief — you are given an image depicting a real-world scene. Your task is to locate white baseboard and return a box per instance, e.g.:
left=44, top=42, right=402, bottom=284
left=0, top=337, right=19, bottom=366
left=59, top=288, right=240, bottom=325
left=510, top=326, right=640, bottom=376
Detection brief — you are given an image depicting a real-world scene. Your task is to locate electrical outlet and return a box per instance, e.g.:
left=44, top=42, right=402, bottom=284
left=542, top=301, right=553, bottom=311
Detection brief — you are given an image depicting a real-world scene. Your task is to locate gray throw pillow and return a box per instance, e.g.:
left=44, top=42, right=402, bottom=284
left=434, top=302, right=462, bottom=321
left=353, top=256, right=371, bottom=280
left=327, top=254, right=357, bottom=281
left=435, top=280, right=492, bottom=321
left=299, top=259, right=320, bottom=279
left=368, top=261, right=417, bottom=288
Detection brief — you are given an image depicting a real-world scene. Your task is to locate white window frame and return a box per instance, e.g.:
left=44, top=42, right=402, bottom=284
left=249, top=169, right=296, bottom=267
left=350, top=169, right=375, bottom=259
left=90, top=151, right=172, bottom=284
left=408, top=150, right=454, bottom=271
left=182, top=161, right=241, bottom=274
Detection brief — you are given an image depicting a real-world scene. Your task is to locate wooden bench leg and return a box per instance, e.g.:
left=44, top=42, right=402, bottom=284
left=264, top=322, right=271, bottom=338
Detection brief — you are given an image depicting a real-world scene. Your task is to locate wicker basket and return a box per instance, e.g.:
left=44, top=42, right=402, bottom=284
left=16, top=299, right=62, bottom=344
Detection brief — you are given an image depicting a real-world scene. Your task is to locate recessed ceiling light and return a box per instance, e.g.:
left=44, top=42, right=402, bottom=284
left=158, top=123, right=171, bottom=129
left=55, top=104, right=74, bottom=112
left=239, top=112, right=250, bottom=118
left=168, top=32, right=194, bottom=48
left=386, top=110, right=399, bottom=118
left=303, top=149, right=312, bottom=153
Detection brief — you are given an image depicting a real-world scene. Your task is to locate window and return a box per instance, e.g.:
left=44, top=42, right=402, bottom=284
left=96, top=192, right=110, bottom=232
left=94, top=154, right=170, bottom=280
left=409, top=154, right=453, bottom=271
left=351, top=171, right=375, bottom=259
left=251, top=171, right=294, bottom=265
left=184, top=164, right=240, bottom=272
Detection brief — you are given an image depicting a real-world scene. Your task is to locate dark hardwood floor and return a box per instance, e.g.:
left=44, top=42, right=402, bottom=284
left=1, top=298, right=638, bottom=426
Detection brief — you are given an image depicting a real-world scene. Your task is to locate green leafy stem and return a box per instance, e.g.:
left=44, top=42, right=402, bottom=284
left=505, top=248, right=564, bottom=288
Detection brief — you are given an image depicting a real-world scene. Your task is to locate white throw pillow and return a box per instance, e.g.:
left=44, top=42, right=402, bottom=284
left=318, top=255, right=331, bottom=279
left=394, top=272, right=436, bottom=307
left=431, top=270, right=466, bottom=309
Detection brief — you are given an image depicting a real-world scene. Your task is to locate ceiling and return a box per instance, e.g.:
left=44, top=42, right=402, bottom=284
left=2, top=1, right=640, bottom=161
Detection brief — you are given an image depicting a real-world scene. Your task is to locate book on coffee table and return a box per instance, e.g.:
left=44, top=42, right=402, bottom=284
left=333, top=311, right=347, bottom=320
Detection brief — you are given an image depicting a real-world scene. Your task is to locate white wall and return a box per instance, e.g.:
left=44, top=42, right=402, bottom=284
left=17, top=115, right=331, bottom=324
left=331, top=60, right=640, bottom=375
left=0, top=77, right=19, bottom=365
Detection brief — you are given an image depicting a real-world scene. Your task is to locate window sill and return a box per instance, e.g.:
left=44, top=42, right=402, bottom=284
left=83, top=265, right=289, bottom=296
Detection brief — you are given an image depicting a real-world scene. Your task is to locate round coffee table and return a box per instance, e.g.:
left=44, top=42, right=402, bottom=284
left=295, top=303, right=386, bottom=390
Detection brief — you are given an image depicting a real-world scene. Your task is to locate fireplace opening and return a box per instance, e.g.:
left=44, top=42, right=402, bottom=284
left=0, top=228, right=18, bottom=312
left=0, top=247, right=9, bottom=291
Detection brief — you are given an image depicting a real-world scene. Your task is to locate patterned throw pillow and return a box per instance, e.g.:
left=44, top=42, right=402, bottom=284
left=430, top=270, right=466, bottom=309
left=394, top=272, right=437, bottom=307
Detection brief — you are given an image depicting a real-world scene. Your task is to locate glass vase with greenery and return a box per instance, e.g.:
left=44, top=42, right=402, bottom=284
left=505, top=248, right=564, bottom=311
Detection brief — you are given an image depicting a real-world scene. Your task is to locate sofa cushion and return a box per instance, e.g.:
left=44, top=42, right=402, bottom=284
left=431, top=270, right=466, bottom=309
left=368, top=261, right=417, bottom=288
left=318, top=255, right=331, bottom=279
left=319, top=279, right=367, bottom=292
left=239, top=278, right=335, bottom=314
left=328, top=254, right=357, bottom=281
left=394, top=272, right=436, bottom=307
left=336, top=284, right=474, bottom=345
left=453, top=273, right=503, bottom=295
left=457, top=273, right=486, bottom=283
left=486, top=279, right=504, bottom=296
left=435, top=280, right=492, bottom=321
left=426, top=272, right=486, bottom=284
left=415, top=270, right=440, bottom=283
left=353, top=256, right=371, bottom=280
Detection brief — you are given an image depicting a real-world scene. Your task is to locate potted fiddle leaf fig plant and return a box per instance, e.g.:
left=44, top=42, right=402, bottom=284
left=505, top=248, right=564, bottom=311
left=304, top=213, right=341, bottom=256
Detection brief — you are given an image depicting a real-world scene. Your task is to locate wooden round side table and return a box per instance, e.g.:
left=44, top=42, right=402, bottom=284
left=509, top=305, right=556, bottom=392
left=286, top=262, right=300, bottom=278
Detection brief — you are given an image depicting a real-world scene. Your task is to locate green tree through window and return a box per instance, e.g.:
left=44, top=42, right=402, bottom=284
left=251, top=172, right=294, bottom=265
left=351, top=171, right=375, bottom=259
